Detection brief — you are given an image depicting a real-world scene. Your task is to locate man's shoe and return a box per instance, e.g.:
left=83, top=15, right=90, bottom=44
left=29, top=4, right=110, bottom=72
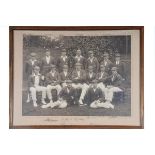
left=41, top=99, right=47, bottom=105
left=41, top=103, right=51, bottom=108
left=33, top=102, right=38, bottom=107
left=79, top=100, right=87, bottom=106
left=26, top=94, right=30, bottom=103
left=79, top=100, right=83, bottom=105
left=26, top=99, right=30, bottom=103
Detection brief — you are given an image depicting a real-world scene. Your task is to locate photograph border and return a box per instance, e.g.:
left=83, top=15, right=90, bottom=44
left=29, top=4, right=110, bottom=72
left=9, top=26, right=144, bottom=129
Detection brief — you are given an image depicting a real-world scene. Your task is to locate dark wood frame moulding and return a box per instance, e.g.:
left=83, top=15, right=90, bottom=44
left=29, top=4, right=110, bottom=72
left=9, top=26, right=144, bottom=129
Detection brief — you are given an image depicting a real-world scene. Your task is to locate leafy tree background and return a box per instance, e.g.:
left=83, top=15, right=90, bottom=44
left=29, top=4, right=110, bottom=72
left=23, top=35, right=131, bottom=83
left=23, top=35, right=131, bottom=61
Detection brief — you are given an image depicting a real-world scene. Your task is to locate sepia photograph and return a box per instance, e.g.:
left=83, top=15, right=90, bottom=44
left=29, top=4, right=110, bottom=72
left=9, top=26, right=144, bottom=128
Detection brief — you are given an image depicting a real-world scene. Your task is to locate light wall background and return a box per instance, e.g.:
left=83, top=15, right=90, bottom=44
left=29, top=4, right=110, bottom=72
left=0, top=0, right=153, bottom=155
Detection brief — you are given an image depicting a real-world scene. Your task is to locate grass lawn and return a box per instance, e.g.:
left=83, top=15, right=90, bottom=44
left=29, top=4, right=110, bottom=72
left=22, top=89, right=131, bottom=116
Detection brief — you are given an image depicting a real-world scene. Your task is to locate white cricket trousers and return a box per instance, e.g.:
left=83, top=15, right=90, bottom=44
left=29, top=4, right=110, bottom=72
left=97, top=82, right=106, bottom=92
left=47, top=85, right=62, bottom=100
left=29, top=86, right=47, bottom=101
left=72, top=83, right=89, bottom=101
left=104, top=86, right=123, bottom=102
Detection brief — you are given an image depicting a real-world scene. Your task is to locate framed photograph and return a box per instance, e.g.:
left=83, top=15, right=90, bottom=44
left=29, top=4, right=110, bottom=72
left=9, top=26, right=144, bottom=129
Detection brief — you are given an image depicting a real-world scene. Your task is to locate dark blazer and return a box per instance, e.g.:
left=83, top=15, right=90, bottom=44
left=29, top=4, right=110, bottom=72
left=57, top=56, right=69, bottom=71
left=86, top=57, right=99, bottom=73
left=59, top=86, right=76, bottom=104
left=59, top=71, right=71, bottom=82
left=73, top=56, right=86, bottom=69
left=86, top=72, right=97, bottom=84
left=41, top=56, right=56, bottom=74
left=100, top=59, right=113, bottom=73
left=114, top=61, right=125, bottom=78
left=25, top=59, right=40, bottom=76
left=97, top=72, right=109, bottom=83
left=46, top=71, right=60, bottom=85
left=106, top=73, right=124, bottom=87
left=71, top=69, right=86, bottom=83
left=85, top=87, right=104, bottom=105
left=28, top=74, right=45, bottom=87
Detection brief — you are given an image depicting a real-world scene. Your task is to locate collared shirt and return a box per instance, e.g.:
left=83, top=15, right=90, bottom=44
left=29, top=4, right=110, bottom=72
left=104, top=61, right=107, bottom=66
left=116, top=61, right=120, bottom=65
left=63, top=71, right=67, bottom=77
left=89, top=57, right=94, bottom=63
left=61, top=56, right=67, bottom=62
left=77, top=71, right=80, bottom=77
left=75, top=55, right=82, bottom=62
left=31, top=59, right=37, bottom=66
left=89, top=72, right=93, bottom=78
left=46, top=56, right=50, bottom=64
left=67, top=87, right=70, bottom=93
left=51, top=71, right=56, bottom=77
left=111, top=75, right=115, bottom=82
left=100, top=72, right=104, bottom=79
left=93, top=88, right=97, bottom=92
left=34, top=74, right=40, bottom=86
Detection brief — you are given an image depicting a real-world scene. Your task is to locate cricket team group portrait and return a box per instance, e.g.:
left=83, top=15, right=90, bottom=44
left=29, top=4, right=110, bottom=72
left=23, top=33, right=131, bottom=116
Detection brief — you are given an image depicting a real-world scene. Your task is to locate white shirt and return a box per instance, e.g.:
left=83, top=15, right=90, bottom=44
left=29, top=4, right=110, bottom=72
left=93, top=88, right=97, bottom=92
left=67, top=87, right=70, bottom=93
left=34, top=74, right=40, bottom=87
left=31, top=59, right=36, bottom=66
left=89, top=72, right=93, bottom=78
left=116, top=61, right=120, bottom=65
left=76, top=55, right=82, bottom=62
left=63, top=71, right=67, bottom=77
left=104, top=61, right=107, bottom=66
left=46, top=56, right=50, bottom=64
left=89, top=57, right=94, bottom=63
left=100, top=72, right=104, bottom=79
left=77, top=71, right=80, bottom=77
left=111, top=75, right=115, bottom=82
left=61, top=56, right=67, bottom=62
left=51, top=71, right=56, bottom=77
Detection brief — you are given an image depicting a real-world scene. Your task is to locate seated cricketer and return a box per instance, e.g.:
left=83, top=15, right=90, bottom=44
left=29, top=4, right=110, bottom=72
left=97, top=64, right=109, bottom=93
left=86, top=65, right=97, bottom=84
left=28, top=66, right=47, bottom=107
left=59, top=65, right=71, bottom=87
left=76, top=65, right=97, bottom=102
left=42, top=80, right=75, bottom=109
left=86, top=80, right=114, bottom=109
left=84, top=79, right=103, bottom=107
left=71, top=62, right=88, bottom=105
left=46, top=64, right=62, bottom=104
left=104, top=66, right=125, bottom=104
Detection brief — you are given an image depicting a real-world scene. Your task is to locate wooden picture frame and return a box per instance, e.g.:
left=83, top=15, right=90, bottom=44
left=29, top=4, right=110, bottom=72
left=9, top=26, right=144, bottom=129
